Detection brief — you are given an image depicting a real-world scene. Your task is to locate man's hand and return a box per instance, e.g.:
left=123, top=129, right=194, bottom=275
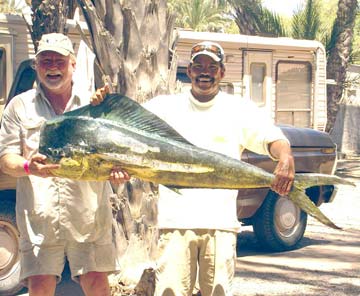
left=269, top=140, right=295, bottom=196
left=271, top=155, right=295, bottom=196
left=28, top=154, right=60, bottom=178
left=90, top=84, right=110, bottom=106
left=109, top=167, right=130, bottom=184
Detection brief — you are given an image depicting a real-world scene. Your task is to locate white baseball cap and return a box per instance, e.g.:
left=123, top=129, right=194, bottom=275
left=36, top=33, right=75, bottom=57
left=190, top=41, right=225, bottom=63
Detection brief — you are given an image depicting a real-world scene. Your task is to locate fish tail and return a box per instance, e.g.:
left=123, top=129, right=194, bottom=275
left=294, top=173, right=355, bottom=190
left=288, top=187, right=341, bottom=230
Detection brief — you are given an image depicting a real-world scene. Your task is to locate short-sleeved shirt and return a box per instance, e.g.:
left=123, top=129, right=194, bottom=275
left=0, top=86, right=113, bottom=245
left=144, top=91, right=288, bottom=232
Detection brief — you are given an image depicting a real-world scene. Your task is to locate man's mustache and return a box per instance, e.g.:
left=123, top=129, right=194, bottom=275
left=196, top=75, right=214, bottom=81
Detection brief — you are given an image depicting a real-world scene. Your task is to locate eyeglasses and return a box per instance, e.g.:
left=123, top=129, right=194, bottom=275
left=191, top=43, right=224, bottom=61
left=36, top=57, right=69, bottom=69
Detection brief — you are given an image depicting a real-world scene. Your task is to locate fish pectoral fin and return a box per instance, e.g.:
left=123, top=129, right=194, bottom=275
left=288, top=188, right=342, bottom=230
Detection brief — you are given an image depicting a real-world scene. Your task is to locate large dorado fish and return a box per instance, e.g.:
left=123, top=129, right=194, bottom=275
left=39, top=94, right=354, bottom=230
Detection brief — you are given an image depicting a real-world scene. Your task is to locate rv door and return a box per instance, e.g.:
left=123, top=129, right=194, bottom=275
left=243, top=51, right=273, bottom=117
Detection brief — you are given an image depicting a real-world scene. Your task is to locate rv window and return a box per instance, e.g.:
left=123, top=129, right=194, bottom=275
left=250, top=63, right=266, bottom=105
left=0, top=48, right=6, bottom=105
left=276, top=62, right=312, bottom=128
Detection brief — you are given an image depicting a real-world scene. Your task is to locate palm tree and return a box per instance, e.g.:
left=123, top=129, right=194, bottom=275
left=326, top=0, right=359, bottom=132
left=292, top=0, right=321, bottom=40
left=229, top=0, right=288, bottom=36
left=169, top=0, right=227, bottom=32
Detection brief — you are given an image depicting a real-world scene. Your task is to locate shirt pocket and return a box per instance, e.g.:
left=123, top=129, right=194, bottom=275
left=21, top=119, right=44, bottom=159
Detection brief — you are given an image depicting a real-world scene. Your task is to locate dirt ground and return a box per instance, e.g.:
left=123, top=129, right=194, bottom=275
left=233, top=159, right=360, bottom=296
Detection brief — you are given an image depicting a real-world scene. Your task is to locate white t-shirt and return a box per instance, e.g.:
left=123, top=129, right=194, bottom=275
left=144, top=91, right=287, bottom=232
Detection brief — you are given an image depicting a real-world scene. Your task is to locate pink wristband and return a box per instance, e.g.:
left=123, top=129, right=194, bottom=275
left=23, top=160, right=30, bottom=175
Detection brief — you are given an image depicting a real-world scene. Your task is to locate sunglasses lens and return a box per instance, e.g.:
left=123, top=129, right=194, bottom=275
left=191, top=44, right=223, bottom=60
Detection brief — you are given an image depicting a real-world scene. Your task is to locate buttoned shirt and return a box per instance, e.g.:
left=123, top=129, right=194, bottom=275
left=144, top=91, right=288, bottom=232
left=0, top=85, right=113, bottom=245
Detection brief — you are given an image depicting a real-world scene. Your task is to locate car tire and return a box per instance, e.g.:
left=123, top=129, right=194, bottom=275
left=0, top=199, right=23, bottom=295
left=252, top=190, right=307, bottom=252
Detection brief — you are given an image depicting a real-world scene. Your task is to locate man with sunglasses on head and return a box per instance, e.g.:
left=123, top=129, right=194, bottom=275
left=144, top=41, right=295, bottom=296
left=0, top=33, right=129, bottom=296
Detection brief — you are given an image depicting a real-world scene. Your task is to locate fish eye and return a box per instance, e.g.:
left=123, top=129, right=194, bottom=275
left=48, top=148, right=64, bottom=158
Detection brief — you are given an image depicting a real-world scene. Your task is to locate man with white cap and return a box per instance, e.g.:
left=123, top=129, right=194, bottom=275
left=0, top=33, right=129, bottom=296
left=144, top=41, right=295, bottom=295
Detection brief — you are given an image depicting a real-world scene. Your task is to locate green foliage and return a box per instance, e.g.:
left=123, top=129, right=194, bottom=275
left=259, top=6, right=288, bottom=36
left=0, top=0, right=28, bottom=14
left=168, top=0, right=228, bottom=32
left=291, top=0, right=321, bottom=40
left=229, top=0, right=288, bottom=36
left=225, top=19, right=240, bottom=34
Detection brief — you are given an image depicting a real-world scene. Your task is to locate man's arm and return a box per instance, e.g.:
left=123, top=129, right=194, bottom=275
left=268, top=139, right=295, bottom=196
left=0, top=153, right=60, bottom=178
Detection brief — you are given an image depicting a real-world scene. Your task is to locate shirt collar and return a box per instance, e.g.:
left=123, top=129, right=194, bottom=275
left=36, top=83, right=82, bottom=113
left=188, top=90, right=219, bottom=109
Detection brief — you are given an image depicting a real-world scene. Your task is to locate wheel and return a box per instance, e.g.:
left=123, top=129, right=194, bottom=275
left=252, top=191, right=307, bottom=252
left=0, top=199, right=23, bottom=295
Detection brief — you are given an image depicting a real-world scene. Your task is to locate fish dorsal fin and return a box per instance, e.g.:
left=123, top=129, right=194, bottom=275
left=63, top=93, right=194, bottom=146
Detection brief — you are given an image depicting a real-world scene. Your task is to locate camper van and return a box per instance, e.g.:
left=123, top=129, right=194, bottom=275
left=176, top=30, right=328, bottom=131
left=0, top=13, right=339, bottom=295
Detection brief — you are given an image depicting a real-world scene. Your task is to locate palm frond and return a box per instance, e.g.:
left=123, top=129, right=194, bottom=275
left=229, top=0, right=287, bottom=36
left=0, top=0, right=28, bottom=14
left=173, top=0, right=227, bottom=32
left=291, top=0, right=321, bottom=40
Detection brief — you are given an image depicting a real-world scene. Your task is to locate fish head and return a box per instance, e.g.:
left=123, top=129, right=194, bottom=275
left=39, top=117, right=96, bottom=179
left=42, top=146, right=71, bottom=163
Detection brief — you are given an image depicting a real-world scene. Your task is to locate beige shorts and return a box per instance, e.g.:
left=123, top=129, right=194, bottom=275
left=19, top=238, right=119, bottom=286
left=154, top=229, right=237, bottom=296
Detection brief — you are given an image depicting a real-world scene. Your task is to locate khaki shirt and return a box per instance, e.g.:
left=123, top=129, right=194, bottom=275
left=0, top=86, right=113, bottom=245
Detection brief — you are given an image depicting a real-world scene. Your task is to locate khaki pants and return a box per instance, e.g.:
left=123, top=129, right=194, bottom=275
left=154, top=229, right=236, bottom=296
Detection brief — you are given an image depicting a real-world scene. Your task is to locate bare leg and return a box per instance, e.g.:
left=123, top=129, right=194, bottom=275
left=28, top=275, right=57, bottom=296
left=79, top=271, right=111, bottom=296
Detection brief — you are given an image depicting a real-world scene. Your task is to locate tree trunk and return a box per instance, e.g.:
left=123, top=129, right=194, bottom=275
left=26, top=0, right=177, bottom=294
left=28, top=0, right=68, bottom=50
left=325, top=0, right=358, bottom=133
left=76, top=1, right=177, bottom=294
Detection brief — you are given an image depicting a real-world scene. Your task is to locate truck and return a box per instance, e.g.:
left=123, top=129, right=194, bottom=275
left=0, top=13, right=339, bottom=295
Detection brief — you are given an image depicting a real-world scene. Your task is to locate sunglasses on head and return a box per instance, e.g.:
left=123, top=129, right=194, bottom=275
left=191, top=43, right=224, bottom=61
